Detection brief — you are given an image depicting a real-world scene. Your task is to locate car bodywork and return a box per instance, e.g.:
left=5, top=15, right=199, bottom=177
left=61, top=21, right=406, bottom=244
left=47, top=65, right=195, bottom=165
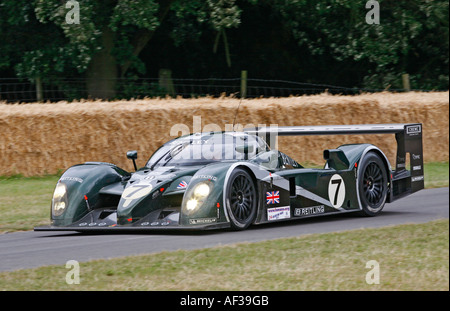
left=34, top=123, right=424, bottom=232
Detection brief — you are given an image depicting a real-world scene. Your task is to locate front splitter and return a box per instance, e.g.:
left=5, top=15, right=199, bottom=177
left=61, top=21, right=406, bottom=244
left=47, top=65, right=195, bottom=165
left=34, top=222, right=230, bottom=233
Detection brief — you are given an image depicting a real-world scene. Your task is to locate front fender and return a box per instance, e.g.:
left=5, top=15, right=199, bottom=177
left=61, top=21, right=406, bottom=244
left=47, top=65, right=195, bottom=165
left=51, top=163, right=129, bottom=226
left=179, top=162, right=232, bottom=225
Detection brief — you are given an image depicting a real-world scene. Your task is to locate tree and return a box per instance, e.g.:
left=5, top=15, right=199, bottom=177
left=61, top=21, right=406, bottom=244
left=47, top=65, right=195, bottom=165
left=273, top=0, right=449, bottom=89
left=2, top=0, right=243, bottom=99
left=0, top=0, right=447, bottom=99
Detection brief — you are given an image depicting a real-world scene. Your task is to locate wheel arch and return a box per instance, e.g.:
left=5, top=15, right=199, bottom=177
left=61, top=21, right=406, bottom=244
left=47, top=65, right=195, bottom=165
left=235, top=165, right=258, bottom=190
left=222, top=162, right=262, bottom=226
left=358, top=145, right=392, bottom=180
left=356, top=145, right=391, bottom=213
left=234, top=164, right=262, bottom=224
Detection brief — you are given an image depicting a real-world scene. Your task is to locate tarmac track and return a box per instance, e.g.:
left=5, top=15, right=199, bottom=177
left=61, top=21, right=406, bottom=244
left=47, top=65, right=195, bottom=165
left=0, top=187, right=448, bottom=272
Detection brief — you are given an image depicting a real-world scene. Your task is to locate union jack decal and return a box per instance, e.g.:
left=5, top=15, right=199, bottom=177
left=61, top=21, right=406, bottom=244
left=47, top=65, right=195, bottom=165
left=266, top=191, right=280, bottom=204
left=177, top=180, right=188, bottom=189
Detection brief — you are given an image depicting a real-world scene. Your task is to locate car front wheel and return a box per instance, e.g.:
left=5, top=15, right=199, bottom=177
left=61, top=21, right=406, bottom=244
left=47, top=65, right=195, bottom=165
left=225, top=168, right=257, bottom=230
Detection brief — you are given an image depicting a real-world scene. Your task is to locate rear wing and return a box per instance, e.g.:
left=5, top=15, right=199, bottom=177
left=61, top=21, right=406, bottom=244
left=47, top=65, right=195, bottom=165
left=244, top=123, right=424, bottom=201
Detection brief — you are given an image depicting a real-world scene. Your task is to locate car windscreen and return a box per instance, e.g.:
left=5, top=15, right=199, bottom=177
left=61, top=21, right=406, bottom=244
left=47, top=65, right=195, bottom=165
left=146, top=132, right=268, bottom=168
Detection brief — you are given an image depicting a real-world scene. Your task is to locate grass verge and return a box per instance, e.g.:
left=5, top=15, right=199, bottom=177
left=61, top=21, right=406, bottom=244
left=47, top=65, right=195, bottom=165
left=0, top=162, right=448, bottom=233
left=423, top=161, right=449, bottom=188
left=0, top=175, right=59, bottom=232
left=0, top=219, right=448, bottom=291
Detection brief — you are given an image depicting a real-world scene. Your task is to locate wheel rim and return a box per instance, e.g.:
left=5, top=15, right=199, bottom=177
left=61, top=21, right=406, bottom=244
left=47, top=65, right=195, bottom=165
left=363, top=162, right=384, bottom=206
left=230, top=174, right=256, bottom=222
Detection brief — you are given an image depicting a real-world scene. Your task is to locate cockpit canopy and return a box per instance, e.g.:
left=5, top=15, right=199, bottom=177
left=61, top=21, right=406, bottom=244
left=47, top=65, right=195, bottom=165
left=146, top=131, right=301, bottom=169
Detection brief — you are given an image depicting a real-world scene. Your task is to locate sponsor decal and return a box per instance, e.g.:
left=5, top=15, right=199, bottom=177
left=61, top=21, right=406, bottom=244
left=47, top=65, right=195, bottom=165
left=294, top=205, right=325, bottom=216
left=412, top=154, right=421, bottom=160
left=406, top=125, right=421, bottom=136
left=413, top=165, right=422, bottom=171
left=192, top=175, right=218, bottom=181
left=412, top=175, right=424, bottom=182
left=267, top=206, right=290, bottom=221
left=266, top=191, right=280, bottom=205
left=396, top=156, right=406, bottom=168
left=60, top=176, right=83, bottom=183
left=189, top=218, right=217, bottom=225
left=177, top=180, right=188, bottom=189
left=152, top=190, right=161, bottom=199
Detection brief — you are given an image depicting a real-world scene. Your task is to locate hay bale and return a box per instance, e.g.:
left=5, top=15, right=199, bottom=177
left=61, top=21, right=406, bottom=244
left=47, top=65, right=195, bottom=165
left=0, top=92, right=448, bottom=176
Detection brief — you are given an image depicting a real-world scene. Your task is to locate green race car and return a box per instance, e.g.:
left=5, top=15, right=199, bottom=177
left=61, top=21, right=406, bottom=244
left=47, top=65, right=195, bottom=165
left=34, top=123, right=424, bottom=232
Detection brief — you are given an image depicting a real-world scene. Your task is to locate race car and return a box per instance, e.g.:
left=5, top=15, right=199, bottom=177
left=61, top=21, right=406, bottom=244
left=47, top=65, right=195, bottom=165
left=34, top=123, right=424, bottom=232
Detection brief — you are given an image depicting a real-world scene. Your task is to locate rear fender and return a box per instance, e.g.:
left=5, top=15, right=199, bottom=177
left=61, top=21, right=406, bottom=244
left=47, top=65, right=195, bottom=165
left=345, top=144, right=392, bottom=209
left=327, top=144, right=392, bottom=211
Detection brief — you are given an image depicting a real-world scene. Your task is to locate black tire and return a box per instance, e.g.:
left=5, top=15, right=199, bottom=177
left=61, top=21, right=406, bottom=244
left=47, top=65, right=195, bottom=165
left=358, top=152, right=388, bottom=216
left=225, top=168, right=257, bottom=230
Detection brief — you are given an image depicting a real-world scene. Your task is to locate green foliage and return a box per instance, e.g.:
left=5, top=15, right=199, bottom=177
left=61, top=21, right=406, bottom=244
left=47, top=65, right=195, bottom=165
left=15, top=48, right=66, bottom=80
left=1, top=0, right=247, bottom=95
left=34, top=0, right=100, bottom=73
left=273, top=0, right=449, bottom=89
left=169, top=1, right=208, bottom=46
left=0, top=0, right=448, bottom=97
left=109, top=0, right=160, bottom=31
left=116, top=76, right=167, bottom=99
left=207, top=0, right=242, bottom=31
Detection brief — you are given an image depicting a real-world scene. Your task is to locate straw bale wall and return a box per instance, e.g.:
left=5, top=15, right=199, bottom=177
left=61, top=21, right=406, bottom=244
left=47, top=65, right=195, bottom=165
left=0, top=92, right=448, bottom=176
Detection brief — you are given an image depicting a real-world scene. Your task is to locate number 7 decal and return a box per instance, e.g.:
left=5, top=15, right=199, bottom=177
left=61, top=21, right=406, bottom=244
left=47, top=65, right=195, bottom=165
left=328, top=174, right=346, bottom=208
left=121, top=184, right=153, bottom=208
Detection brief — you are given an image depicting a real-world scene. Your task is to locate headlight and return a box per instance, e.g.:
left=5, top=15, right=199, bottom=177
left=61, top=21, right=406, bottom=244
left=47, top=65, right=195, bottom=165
left=52, top=182, right=68, bottom=217
left=186, top=198, right=199, bottom=211
left=182, top=181, right=212, bottom=215
left=194, top=183, right=210, bottom=197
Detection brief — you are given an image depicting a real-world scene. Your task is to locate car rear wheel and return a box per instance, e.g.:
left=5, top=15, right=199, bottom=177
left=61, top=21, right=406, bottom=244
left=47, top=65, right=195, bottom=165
left=358, top=152, right=388, bottom=216
left=225, top=168, right=257, bottom=230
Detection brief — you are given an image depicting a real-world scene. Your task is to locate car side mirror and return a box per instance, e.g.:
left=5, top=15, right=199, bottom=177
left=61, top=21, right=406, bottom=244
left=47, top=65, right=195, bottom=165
left=127, top=150, right=138, bottom=171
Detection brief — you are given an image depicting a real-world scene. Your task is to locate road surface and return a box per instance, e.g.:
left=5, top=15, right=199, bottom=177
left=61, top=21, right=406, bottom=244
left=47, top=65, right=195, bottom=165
left=0, top=187, right=448, bottom=272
